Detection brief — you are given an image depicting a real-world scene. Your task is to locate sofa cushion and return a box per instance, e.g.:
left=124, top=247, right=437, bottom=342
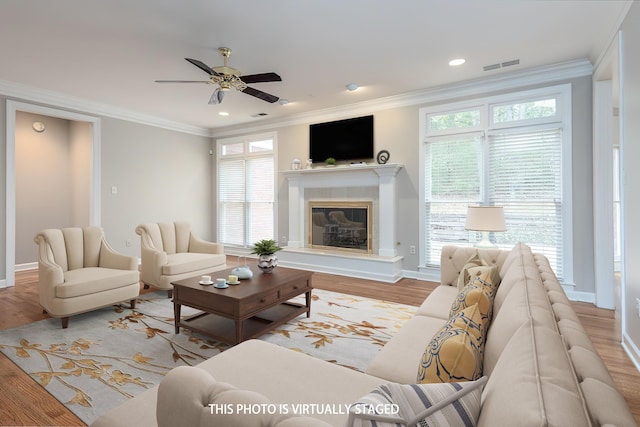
left=414, top=285, right=460, bottom=319
left=417, top=304, right=484, bottom=383
left=163, top=253, right=226, bottom=276
left=157, top=365, right=327, bottom=427
left=478, top=320, right=591, bottom=427
left=579, top=378, right=636, bottom=427
left=365, top=316, right=447, bottom=384
left=347, top=376, right=487, bottom=427
left=58, top=268, right=139, bottom=298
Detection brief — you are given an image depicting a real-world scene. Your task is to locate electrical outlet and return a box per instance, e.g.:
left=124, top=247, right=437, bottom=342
left=111, top=186, right=118, bottom=194
left=409, top=245, right=416, bottom=254
left=281, top=236, right=287, bottom=244
left=125, top=239, right=131, bottom=247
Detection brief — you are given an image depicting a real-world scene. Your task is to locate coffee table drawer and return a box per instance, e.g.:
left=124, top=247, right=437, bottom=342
left=280, top=281, right=310, bottom=298
left=242, top=290, right=280, bottom=313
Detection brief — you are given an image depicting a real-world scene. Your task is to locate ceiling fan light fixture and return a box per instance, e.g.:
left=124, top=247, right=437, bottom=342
left=346, top=83, right=359, bottom=92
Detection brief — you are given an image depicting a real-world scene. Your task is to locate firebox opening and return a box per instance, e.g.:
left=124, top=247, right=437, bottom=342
left=309, top=202, right=372, bottom=253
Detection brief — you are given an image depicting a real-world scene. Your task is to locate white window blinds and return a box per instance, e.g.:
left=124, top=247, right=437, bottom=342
left=424, top=134, right=482, bottom=266
left=488, top=127, right=563, bottom=277
left=217, top=135, right=275, bottom=247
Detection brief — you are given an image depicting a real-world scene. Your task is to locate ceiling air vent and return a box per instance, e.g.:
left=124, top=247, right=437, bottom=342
left=483, top=63, right=501, bottom=71
left=484, top=59, right=520, bottom=72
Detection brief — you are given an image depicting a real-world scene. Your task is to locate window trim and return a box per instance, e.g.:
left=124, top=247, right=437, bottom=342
left=216, top=131, right=278, bottom=250
left=418, top=84, right=573, bottom=285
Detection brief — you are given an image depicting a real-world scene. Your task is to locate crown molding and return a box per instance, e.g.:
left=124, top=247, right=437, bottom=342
left=0, top=79, right=211, bottom=137
left=211, top=59, right=593, bottom=138
left=0, top=58, right=593, bottom=140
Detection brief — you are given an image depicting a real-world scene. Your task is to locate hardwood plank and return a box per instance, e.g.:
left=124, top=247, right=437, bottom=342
left=1, top=263, right=639, bottom=425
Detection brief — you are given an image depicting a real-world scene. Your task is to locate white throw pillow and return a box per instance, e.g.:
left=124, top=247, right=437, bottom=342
left=347, top=376, right=487, bottom=427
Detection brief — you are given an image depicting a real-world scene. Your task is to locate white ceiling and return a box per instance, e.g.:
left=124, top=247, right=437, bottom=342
left=0, top=0, right=631, bottom=131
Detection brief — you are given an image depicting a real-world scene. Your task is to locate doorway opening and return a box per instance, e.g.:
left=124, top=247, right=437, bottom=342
left=4, top=100, right=101, bottom=288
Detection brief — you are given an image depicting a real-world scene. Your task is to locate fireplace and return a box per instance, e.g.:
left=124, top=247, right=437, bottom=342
left=280, top=164, right=404, bottom=283
left=309, top=202, right=372, bottom=253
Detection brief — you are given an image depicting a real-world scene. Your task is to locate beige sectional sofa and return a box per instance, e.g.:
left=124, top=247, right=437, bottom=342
left=92, top=243, right=636, bottom=427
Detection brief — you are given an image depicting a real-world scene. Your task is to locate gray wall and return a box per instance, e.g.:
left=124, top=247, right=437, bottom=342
left=621, top=2, right=640, bottom=361
left=14, top=112, right=88, bottom=264
left=1, top=102, right=213, bottom=280
left=225, top=75, right=595, bottom=292
left=99, top=117, right=213, bottom=259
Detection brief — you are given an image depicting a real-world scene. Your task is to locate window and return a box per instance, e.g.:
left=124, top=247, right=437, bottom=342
left=421, top=86, right=571, bottom=280
left=217, top=133, right=276, bottom=247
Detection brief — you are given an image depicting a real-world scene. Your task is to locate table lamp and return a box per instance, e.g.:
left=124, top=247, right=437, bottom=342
left=465, top=206, right=506, bottom=248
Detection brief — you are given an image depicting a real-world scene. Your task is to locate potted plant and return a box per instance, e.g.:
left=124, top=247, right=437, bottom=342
left=251, top=239, right=282, bottom=273
left=325, top=157, right=336, bottom=167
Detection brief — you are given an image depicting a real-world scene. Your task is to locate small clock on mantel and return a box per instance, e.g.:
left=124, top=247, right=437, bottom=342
left=32, top=121, right=46, bottom=133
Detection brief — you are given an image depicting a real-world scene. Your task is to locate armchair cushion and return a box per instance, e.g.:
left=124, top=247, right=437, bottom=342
left=58, top=268, right=141, bottom=299
left=163, top=253, right=227, bottom=276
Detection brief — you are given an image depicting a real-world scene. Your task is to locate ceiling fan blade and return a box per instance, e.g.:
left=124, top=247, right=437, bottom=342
left=155, top=80, right=211, bottom=83
left=240, top=72, right=282, bottom=84
left=185, top=58, right=219, bottom=76
left=241, top=86, right=279, bottom=103
left=208, top=88, right=225, bottom=105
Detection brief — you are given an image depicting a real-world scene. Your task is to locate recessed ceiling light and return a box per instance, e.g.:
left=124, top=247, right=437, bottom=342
left=346, top=83, right=359, bottom=91
left=278, top=98, right=289, bottom=105
left=218, top=111, right=229, bottom=116
left=449, top=58, right=466, bottom=66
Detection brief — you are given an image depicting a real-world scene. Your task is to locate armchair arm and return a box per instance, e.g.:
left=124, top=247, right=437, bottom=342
left=188, top=233, right=224, bottom=255
left=34, top=234, right=64, bottom=305
left=140, top=246, right=168, bottom=285
left=99, top=240, right=138, bottom=271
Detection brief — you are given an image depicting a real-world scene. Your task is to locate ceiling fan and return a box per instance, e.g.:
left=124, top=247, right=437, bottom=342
left=155, top=47, right=281, bottom=105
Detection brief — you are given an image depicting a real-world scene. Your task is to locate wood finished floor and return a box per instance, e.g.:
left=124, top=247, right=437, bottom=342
left=1, top=266, right=639, bottom=426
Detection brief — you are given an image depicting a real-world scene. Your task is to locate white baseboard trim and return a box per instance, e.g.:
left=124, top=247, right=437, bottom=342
left=0, top=278, right=6, bottom=289
left=622, top=333, right=640, bottom=373
left=15, top=262, right=37, bottom=272
left=562, top=285, right=596, bottom=304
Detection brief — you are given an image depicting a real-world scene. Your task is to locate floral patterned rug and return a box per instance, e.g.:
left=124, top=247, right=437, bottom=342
left=0, top=289, right=415, bottom=425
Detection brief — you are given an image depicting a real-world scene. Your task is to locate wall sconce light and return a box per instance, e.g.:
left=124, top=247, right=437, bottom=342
left=465, top=206, right=506, bottom=248
left=32, top=121, right=46, bottom=133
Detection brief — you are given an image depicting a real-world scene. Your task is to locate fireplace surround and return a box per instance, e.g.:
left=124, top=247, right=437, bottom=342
left=280, top=164, right=403, bottom=282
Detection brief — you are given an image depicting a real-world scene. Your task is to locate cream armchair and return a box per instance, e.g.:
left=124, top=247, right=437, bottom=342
left=34, top=227, right=140, bottom=329
left=135, top=222, right=226, bottom=297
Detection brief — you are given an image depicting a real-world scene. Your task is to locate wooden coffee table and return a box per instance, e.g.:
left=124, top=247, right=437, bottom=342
left=171, top=266, right=312, bottom=345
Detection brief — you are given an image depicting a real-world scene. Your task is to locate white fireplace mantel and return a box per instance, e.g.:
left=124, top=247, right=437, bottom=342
left=282, top=163, right=403, bottom=257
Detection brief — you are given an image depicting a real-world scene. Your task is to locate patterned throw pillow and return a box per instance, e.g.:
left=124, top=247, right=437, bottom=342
left=417, top=304, right=484, bottom=383
left=347, top=376, right=488, bottom=427
left=449, top=269, right=498, bottom=333
left=456, top=252, right=482, bottom=290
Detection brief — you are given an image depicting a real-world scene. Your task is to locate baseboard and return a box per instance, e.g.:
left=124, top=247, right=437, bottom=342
left=0, top=278, right=6, bottom=289
left=622, top=333, right=640, bottom=373
left=562, top=284, right=596, bottom=304
left=15, top=262, right=37, bottom=272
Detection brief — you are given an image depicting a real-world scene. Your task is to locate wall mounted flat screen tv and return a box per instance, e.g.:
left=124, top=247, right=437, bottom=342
left=309, top=115, right=374, bottom=163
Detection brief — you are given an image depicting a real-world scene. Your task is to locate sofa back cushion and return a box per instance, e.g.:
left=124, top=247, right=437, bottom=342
left=38, top=227, right=103, bottom=271
left=439, top=246, right=507, bottom=288
left=478, top=320, right=592, bottom=427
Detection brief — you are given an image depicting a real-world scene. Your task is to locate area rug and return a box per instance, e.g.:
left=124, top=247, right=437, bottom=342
left=0, top=289, right=415, bottom=425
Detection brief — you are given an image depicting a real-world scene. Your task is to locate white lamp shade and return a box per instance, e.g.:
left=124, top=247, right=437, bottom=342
left=465, top=206, right=506, bottom=232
